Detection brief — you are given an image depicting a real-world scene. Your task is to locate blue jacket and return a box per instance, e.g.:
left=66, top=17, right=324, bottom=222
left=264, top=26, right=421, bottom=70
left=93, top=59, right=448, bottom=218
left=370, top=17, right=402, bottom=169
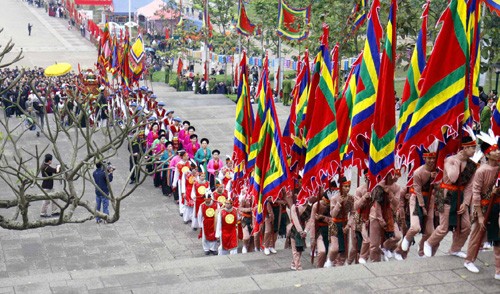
left=93, top=168, right=113, bottom=197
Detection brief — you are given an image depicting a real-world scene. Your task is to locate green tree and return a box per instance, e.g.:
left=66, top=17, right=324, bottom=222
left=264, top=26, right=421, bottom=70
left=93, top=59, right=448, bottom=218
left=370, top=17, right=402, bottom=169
left=193, top=0, right=237, bottom=35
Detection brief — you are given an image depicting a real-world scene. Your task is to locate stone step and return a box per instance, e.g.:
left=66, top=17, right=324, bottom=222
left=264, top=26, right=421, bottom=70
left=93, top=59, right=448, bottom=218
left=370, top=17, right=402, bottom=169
left=0, top=249, right=496, bottom=293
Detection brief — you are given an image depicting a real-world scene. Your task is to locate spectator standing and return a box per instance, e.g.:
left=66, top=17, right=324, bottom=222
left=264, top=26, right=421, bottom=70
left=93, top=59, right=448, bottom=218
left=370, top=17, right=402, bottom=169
left=40, top=154, right=61, bottom=217
left=93, top=162, right=114, bottom=223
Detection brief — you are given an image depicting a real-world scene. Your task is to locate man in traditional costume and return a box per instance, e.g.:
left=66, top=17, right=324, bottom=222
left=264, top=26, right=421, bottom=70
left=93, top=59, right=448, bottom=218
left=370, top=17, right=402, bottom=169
left=216, top=197, right=238, bottom=255
left=197, top=191, right=219, bottom=255
left=400, top=143, right=438, bottom=257
left=310, top=190, right=334, bottom=268
left=289, top=196, right=315, bottom=271
left=348, top=169, right=371, bottom=264
left=169, top=117, right=183, bottom=141
left=463, top=130, right=500, bottom=280
left=212, top=181, right=228, bottom=207
left=424, top=129, right=480, bottom=258
left=191, top=170, right=210, bottom=230
left=146, top=94, right=158, bottom=113
left=219, top=157, right=234, bottom=194
left=327, top=176, right=355, bottom=267
left=172, top=151, right=192, bottom=216
left=238, top=186, right=253, bottom=254
left=155, top=102, right=167, bottom=129
left=369, top=173, right=402, bottom=262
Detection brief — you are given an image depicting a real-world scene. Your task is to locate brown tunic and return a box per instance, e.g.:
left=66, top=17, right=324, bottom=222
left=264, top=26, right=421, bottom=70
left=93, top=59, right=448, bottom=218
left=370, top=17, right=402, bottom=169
left=472, top=163, right=499, bottom=210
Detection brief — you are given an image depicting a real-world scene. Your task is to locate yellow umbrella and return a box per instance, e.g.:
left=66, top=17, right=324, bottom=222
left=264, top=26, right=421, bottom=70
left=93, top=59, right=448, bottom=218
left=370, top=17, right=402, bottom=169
left=44, top=63, right=72, bottom=77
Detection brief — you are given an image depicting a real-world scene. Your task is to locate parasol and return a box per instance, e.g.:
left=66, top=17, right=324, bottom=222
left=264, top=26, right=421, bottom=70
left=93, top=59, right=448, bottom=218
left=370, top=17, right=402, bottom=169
left=44, top=63, right=72, bottom=77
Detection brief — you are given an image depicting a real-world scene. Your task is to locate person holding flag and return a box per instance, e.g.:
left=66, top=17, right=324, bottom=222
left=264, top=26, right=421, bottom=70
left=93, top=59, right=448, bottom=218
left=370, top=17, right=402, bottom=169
left=400, top=142, right=438, bottom=257
left=309, top=184, right=335, bottom=268
left=368, top=172, right=402, bottom=262
left=348, top=169, right=371, bottom=265
left=424, top=128, right=481, bottom=258
left=289, top=195, right=315, bottom=271
left=463, top=130, right=500, bottom=279
left=327, top=175, right=355, bottom=267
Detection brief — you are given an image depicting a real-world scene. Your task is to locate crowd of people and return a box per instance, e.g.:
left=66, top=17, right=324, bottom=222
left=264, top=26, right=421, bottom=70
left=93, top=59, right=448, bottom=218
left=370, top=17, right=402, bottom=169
left=120, top=71, right=499, bottom=280
left=1, top=66, right=498, bottom=280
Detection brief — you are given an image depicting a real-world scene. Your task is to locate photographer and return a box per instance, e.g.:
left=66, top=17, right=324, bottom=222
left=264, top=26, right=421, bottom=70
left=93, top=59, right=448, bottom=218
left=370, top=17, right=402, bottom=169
left=93, top=161, right=114, bottom=223
left=40, top=154, right=61, bottom=217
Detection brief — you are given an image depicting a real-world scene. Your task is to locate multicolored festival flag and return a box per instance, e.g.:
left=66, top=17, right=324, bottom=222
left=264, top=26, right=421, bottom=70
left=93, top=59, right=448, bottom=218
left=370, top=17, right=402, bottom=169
left=465, top=0, right=482, bottom=123
left=337, top=52, right=363, bottom=165
left=283, top=52, right=310, bottom=173
left=347, top=0, right=383, bottom=168
left=297, top=25, right=341, bottom=205
left=236, top=0, right=256, bottom=36
left=276, top=0, right=311, bottom=40
left=120, top=32, right=132, bottom=87
left=247, top=54, right=271, bottom=174
left=491, top=99, right=500, bottom=134
left=345, top=0, right=368, bottom=42
left=484, top=0, right=500, bottom=15
left=368, top=0, right=397, bottom=185
left=396, top=1, right=430, bottom=154
left=232, top=52, right=255, bottom=196
left=402, top=0, right=469, bottom=151
left=129, top=35, right=145, bottom=83
left=248, top=63, right=289, bottom=229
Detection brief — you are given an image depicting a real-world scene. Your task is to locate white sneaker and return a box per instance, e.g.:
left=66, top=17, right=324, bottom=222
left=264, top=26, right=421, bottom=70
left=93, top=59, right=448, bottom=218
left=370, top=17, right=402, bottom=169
left=242, top=246, right=248, bottom=254
left=358, top=258, right=367, bottom=264
left=264, top=248, right=270, bottom=255
left=401, top=237, right=410, bottom=252
left=450, top=251, right=467, bottom=258
left=382, top=248, right=393, bottom=259
left=290, top=265, right=297, bottom=271
left=423, top=241, right=432, bottom=257
left=394, top=253, right=404, bottom=261
left=324, top=259, right=332, bottom=268
left=495, top=273, right=500, bottom=280
left=482, top=242, right=492, bottom=250
left=464, top=262, right=479, bottom=273
left=269, top=247, right=277, bottom=254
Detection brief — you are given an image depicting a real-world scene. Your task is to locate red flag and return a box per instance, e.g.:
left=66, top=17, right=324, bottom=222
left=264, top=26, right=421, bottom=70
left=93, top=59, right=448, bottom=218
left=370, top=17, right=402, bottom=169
left=236, top=0, right=256, bottom=36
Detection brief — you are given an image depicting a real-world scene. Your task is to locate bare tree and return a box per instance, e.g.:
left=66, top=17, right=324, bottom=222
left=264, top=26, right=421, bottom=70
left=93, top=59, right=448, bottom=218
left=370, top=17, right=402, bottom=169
left=0, top=29, right=155, bottom=230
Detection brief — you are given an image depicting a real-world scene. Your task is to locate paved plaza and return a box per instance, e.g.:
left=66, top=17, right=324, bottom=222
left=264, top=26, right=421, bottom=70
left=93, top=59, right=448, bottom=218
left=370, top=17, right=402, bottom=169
left=0, top=1, right=499, bottom=293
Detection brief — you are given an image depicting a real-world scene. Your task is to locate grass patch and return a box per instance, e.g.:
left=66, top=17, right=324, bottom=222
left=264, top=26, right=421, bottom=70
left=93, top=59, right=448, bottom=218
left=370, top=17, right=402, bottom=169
left=226, top=94, right=237, bottom=102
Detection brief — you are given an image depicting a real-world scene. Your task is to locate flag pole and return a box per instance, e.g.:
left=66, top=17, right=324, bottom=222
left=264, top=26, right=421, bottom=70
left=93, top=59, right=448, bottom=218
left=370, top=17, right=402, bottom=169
left=239, top=32, right=242, bottom=56
left=205, top=0, right=210, bottom=82
left=128, top=0, right=132, bottom=36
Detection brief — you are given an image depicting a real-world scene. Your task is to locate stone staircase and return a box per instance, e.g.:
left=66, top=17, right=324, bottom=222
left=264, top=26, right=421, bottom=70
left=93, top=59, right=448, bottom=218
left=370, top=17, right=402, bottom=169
left=0, top=248, right=496, bottom=294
